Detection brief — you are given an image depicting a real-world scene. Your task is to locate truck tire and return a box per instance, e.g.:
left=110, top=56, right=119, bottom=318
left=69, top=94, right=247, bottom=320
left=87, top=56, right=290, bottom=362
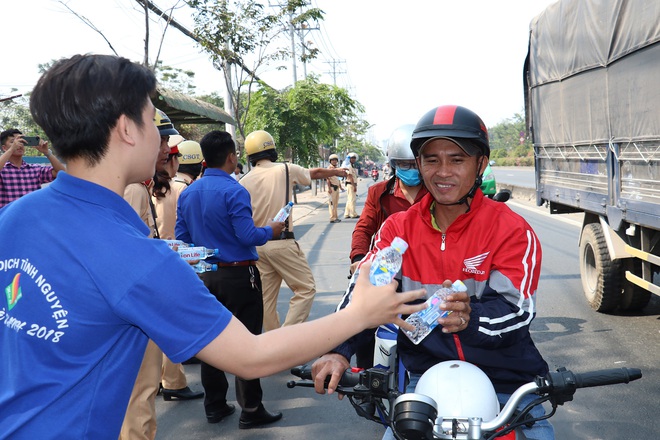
left=620, top=260, right=652, bottom=311
left=579, top=223, right=622, bottom=312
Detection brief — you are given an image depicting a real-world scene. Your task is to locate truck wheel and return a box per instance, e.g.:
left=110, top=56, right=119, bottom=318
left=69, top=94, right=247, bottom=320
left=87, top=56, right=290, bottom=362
left=579, top=223, right=622, bottom=312
left=620, top=260, right=652, bottom=311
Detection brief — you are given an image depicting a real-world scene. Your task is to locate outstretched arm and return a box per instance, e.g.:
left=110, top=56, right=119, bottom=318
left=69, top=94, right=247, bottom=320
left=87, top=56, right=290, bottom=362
left=196, top=262, right=426, bottom=380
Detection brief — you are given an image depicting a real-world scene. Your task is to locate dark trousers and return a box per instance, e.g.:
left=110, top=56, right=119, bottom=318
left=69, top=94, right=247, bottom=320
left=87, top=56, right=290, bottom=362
left=200, top=265, right=264, bottom=412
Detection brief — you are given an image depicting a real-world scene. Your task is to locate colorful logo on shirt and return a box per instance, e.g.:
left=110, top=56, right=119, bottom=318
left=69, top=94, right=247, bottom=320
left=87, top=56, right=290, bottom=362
left=4, top=273, right=22, bottom=311
left=463, top=252, right=489, bottom=275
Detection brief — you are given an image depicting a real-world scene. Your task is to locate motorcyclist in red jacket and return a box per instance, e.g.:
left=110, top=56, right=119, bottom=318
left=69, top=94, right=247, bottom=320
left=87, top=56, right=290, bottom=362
left=313, top=105, right=554, bottom=440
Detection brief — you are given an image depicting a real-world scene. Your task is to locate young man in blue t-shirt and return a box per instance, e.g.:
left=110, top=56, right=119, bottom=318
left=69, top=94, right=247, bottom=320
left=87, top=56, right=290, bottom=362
left=0, top=54, right=426, bottom=440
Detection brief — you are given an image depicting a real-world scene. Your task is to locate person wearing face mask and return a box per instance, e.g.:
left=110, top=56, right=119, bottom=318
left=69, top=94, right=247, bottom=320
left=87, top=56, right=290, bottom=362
left=348, top=124, right=428, bottom=370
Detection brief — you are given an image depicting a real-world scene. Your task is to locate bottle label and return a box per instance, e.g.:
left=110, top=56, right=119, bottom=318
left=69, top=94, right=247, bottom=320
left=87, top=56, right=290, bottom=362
left=177, top=247, right=210, bottom=261
left=164, top=239, right=191, bottom=249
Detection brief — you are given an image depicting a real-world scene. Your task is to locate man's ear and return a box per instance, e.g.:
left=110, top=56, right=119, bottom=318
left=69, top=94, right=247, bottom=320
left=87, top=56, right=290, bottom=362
left=115, top=114, right=136, bottom=146
left=478, top=155, right=488, bottom=175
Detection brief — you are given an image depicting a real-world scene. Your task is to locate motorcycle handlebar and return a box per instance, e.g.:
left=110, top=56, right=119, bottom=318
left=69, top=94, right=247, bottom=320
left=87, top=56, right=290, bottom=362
left=541, top=367, right=642, bottom=395
left=288, top=364, right=362, bottom=390
left=572, top=368, right=642, bottom=388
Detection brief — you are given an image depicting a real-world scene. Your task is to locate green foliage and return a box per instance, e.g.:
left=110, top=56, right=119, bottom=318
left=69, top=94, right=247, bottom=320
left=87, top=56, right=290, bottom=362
left=176, top=92, right=226, bottom=141
left=244, top=75, right=369, bottom=167
left=155, top=61, right=197, bottom=95
left=186, top=0, right=325, bottom=140
left=487, top=111, right=533, bottom=166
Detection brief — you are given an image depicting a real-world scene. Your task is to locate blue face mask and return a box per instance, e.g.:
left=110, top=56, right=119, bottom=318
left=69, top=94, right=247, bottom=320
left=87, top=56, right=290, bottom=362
left=396, top=168, right=421, bottom=186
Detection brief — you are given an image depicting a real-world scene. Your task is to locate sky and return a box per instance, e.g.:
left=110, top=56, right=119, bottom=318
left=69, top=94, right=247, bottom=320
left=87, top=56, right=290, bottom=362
left=3, top=0, right=558, bottom=147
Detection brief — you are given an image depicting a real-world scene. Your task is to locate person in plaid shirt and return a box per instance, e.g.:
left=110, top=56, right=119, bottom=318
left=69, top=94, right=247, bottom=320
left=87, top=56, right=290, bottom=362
left=0, top=128, right=66, bottom=208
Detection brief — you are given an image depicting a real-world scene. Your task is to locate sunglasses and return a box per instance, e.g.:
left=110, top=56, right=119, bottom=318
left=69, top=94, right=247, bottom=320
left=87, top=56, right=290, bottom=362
left=392, top=160, right=418, bottom=171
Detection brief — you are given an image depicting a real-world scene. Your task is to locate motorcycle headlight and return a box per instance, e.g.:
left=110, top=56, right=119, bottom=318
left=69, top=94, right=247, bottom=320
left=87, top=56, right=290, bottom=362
left=392, top=393, right=437, bottom=440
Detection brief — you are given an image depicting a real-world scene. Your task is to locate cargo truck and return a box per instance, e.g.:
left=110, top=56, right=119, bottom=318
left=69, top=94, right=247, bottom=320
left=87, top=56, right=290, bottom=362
left=524, top=0, right=660, bottom=312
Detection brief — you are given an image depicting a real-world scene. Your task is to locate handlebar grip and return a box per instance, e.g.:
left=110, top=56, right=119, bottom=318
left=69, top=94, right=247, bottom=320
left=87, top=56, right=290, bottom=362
left=290, top=364, right=362, bottom=389
left=573, top=368, right=642, bottom=389
left=291, top=364, right=313, bottom=380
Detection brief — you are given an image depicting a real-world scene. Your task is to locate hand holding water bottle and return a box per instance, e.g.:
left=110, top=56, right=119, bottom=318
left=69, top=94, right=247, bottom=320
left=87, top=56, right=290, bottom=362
left=403, top=280, right=468, bottom=344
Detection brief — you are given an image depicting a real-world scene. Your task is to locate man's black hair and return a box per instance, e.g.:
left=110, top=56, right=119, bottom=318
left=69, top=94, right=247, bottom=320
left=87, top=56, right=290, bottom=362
left=248, top=149, right=278, bottom=166
left=178, top=163, right=203, bottom=179
left=30, top=54, right=157, bottom=165
left=0, top=129, right=22, bottom=146
left=200, top=130, right=236, bottom=168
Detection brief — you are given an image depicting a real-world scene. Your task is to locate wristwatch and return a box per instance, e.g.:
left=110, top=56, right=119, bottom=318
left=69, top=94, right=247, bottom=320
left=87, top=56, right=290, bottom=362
left=45, top=149, right=53, bottom=157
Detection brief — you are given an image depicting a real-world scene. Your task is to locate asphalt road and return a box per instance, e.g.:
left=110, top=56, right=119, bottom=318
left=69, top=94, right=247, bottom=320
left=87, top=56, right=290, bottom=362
left=154, top=175, right=659, bottom=439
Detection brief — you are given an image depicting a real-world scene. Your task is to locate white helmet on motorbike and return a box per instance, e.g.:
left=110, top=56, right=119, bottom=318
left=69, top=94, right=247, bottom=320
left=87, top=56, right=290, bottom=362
left=386, top=124, right=416, bottom=168
left=416, top=361, right=500, bottom=421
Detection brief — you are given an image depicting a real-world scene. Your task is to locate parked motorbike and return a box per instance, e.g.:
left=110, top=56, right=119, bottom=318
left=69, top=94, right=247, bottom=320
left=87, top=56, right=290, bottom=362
left=288, top=361, right=641, bottom=440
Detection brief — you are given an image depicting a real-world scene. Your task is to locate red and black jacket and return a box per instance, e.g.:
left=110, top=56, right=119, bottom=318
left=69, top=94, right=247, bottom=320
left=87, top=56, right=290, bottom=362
left=336, top=190, right=549, bottom=394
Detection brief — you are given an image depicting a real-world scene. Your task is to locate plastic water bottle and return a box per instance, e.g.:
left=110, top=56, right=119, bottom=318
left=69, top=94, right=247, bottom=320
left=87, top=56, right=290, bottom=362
left=369, top=237, right=409, bottom=286
left=177, top=246, right=219, bottom=261
left=403, top=280, right=467, bottom=345
left=342, top=154, right=351, bottom=168
left=273, top=201, right=294, bottom=222
left=192, top=260, right=218, bottom=273
left=164, top=239, right=193, bottom=249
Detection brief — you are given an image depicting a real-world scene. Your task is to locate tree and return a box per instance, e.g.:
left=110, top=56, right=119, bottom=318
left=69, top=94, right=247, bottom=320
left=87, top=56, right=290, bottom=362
left=245, top=75, right=368, bottom=167
left=488, top=112, right=533, bottom=166
left=187, top=0, right=324, bottom=143
left=155, top=61, right=197, bottom=95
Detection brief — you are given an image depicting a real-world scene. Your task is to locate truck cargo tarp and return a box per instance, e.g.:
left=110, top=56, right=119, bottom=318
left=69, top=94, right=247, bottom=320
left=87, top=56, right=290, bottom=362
left=525, top=0, right=660, bottom=146
left=153, top=88, right=236, bottom=126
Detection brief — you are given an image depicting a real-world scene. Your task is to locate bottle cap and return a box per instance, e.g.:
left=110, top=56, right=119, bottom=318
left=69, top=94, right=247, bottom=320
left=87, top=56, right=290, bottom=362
left=452, top=280, right=467, bottom=292
left=287, top=201, right=294, bottom=206
left=390, top=237, right=409, bottom=254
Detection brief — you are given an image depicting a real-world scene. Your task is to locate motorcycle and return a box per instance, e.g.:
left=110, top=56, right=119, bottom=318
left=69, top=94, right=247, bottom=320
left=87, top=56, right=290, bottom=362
left=288, top=361, right=642, bottom=440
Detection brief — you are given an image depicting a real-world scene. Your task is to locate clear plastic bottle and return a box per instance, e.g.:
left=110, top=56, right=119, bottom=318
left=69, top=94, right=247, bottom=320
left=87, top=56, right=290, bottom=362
left=369, top=237, right=409, bottom=286
left=273, top=201, right=294, bottom=222
left=192, top=260, right=218, bottom=273
left=403, top=280, right=467, bottom=345
left=163, top=239, right=193, bottom=249
left=177, top=246, right=219, bottom=261
left=342, top=154, right=351, bottom=168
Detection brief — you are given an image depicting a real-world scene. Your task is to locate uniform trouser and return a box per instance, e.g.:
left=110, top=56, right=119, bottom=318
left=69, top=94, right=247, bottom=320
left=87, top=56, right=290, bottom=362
left=200, top=266, right=264, bottom=412
left=328, top=189, right=339, bottom=221
left=119, top=339, right=162, bottom=440
left=344, top=183, right=357, bottom=217
left=256, top=239, right=316, bottom=332
left=161, top=356, right=187, bottom=389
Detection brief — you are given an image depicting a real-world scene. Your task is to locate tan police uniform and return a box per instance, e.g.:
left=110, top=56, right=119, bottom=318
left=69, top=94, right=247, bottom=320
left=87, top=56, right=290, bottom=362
left=327, top=163, right=342, bottom=222
left=151, top=179, right=190, bottom=391
left=240, top=160, right=317, bottom=332
left=343, top=163, right=359, bottom=218
left=120, top=183, right=162, bottom=440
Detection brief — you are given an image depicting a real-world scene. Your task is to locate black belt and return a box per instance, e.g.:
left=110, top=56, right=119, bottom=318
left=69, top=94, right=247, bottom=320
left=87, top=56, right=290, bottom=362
left=331, top=184, right=339, bottom=190
left=273, top=231, right=295, bottom=240
left=216, top=260, right=257, bottom=267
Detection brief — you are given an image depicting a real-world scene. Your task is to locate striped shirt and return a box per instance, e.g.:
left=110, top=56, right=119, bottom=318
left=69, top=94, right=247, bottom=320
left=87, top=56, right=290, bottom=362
left=0, top=161, right=54, bottom=208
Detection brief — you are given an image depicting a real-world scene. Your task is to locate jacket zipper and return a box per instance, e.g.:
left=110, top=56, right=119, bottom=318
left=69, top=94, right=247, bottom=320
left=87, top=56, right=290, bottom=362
left=441, top=233, right=446, bottom=251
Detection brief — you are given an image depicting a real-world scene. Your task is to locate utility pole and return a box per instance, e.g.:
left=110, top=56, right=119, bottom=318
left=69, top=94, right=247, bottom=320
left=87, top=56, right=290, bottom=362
left=324, top=59, right=346, bottom=86
left=288, top=10, right=298, bottom=84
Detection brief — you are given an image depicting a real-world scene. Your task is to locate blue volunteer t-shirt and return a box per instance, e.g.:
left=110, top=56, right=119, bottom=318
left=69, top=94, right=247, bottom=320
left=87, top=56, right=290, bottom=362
left=0, top=172, right=232, bottom=439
